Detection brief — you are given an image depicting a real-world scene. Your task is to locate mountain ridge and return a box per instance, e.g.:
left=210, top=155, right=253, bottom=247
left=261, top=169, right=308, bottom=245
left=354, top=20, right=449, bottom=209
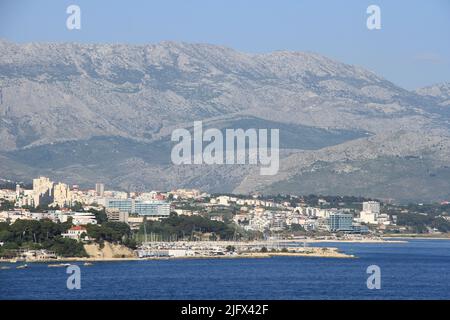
left=1, top=40, right=449, bottom=202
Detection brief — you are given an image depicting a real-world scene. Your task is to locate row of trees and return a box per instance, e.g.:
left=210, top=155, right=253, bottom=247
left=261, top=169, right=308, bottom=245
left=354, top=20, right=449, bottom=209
left=0, top=200, right=15, bottom=211
left=139, top=213, right=240, bottom=240
left=396, top=213, right=450, bottom=233
left=85, top=222, right=137, bottom=248
left=0, top=219, right=72, bottom=244
left=0, top=219, right=86, bottom=257
left=0, top=217, right=137, bottom=257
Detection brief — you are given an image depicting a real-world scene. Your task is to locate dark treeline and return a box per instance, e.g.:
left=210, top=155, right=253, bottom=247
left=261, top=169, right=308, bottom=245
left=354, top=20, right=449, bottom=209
left=139, top=213, right=240, bottom=241
left=86, top=222, right=136, bottom=248
left=0, top=219, right=137, bottom=258
left=395, top=213, right=450, bottom=233
left=0, top=219, right=86, bottom=257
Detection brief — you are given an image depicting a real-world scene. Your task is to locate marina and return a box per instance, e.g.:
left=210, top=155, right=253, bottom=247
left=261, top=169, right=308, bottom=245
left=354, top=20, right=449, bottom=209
left=135, top=240, right=354, bottom=259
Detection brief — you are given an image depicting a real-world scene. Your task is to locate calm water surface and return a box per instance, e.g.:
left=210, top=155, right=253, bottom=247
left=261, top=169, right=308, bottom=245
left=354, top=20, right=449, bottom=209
left=1, top=239, right=449, bottom=299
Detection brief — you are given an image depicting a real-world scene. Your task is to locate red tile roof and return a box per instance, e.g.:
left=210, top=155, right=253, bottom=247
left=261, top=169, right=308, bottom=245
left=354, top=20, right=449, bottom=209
left=69, top=226, right=87, bottom=231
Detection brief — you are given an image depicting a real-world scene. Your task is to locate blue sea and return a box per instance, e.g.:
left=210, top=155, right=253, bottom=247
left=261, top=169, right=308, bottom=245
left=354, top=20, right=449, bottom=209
left=1, top=239, right=449, bottom=300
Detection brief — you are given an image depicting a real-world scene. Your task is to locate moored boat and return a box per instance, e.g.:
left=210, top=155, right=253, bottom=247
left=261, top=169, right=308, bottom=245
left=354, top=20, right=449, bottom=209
left=48, top=263, right=71, bottom=268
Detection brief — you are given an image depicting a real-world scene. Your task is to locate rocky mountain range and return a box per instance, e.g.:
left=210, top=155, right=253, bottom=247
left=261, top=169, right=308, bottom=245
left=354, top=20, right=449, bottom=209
left=1, top=39, right=450, bottom=202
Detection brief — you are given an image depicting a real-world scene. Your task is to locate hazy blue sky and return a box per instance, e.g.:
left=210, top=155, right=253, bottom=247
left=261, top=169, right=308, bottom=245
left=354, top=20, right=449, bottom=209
left=0, top=0, right=449, bottom=89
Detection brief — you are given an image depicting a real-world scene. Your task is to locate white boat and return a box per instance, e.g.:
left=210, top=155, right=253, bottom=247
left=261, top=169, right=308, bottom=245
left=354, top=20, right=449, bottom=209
left=48, top=263, right=71, bottom=268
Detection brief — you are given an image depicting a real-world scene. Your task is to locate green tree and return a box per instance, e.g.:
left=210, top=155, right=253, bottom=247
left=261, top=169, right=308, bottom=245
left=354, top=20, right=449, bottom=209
left=0, top=200, right=15, bottom=210
left=44, top=236, right=87, bottom=257
left=226, top=245, right=235, bottom=252
left=89, top=208, right=108, bottom=224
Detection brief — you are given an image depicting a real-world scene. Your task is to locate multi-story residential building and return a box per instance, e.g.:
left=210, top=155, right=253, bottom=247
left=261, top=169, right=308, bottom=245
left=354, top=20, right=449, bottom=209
left=286, top=214, right=306, bottom=226
left=304, top=218, right=318, bottom=231
left=56, top=211, right=97, bottom=225
left=254, top=207, right=265, bottom=216
left=52, top=182, right=72, bottom=208
left=106, top=199, right=171, bottom=218
left=135, top=191, right=160, bottom=201
left=174, top=209, right=194, bottom=216
left=15, top=184, right=31, bottom=207
left=0, top=189, right=16, bottom=202
left=0, top=210, right=26, bottom=223
left=95, top=183, right=105, bottom=197
left=106, top=199, right=133, bottom=213
left=359, top=212, right=377, bottom=223
left=25, top=176, right=73, bottom=208
left=216, top=196, right=231, bottom=206
left=360, top=201, right=381, bottom=224
left=294, top=206, right=324, bottom=217
left=16, top=189, right=34, bottom=208
left=71, top=189, right=102, bottom=206
left=170, top=189, right=201, bottom=199
left=270, top=215, right=286, bottom=231
left=248, top=215, right=270, bottom=232
left=210, top=215, right=224, bottom=222
left=33, top=176, right=54, bottom=207
left=377, top=213, right=391, bottom=225
left=134, top=201, right=171, bottom=217
left=363, top=201, right=380, bottom=213
left=106, top=208, right=129, bottom=223
left=327, top=212, right=354, bottom=232
left=0, top=210, right=60, bottom=224
left=127, top=216, right=144, bottom=230
left=103, top=190, right=128, bottom=199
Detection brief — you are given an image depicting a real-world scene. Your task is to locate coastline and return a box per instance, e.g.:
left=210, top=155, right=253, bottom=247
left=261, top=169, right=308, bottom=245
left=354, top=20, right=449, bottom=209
left=1, top=247, right=355, bottom=263
left=9, top=237, right=448, bottom=264
left=292, top=238, right=407, bottom=243
left=0, top=238, right=430, bottom=264
left=382, top=234, right=450, bottom=240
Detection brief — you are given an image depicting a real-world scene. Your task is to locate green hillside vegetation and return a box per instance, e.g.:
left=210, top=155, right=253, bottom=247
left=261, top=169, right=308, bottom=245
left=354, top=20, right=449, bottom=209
left=0, top=219, right=86, bottom=257
left=139, top=213, right=240, bottom=241
left=0, top=219, right=137, bottom=258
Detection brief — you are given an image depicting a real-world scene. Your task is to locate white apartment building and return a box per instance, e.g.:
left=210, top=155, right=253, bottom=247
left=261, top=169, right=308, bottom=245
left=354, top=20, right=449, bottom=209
left=52, top=182, right=72, bottom=208
left=16, top=189, right=34, bottom=207
left=106, top=208, right=129, bottom=223
left=0, top=189, right=16, bottom=202
left=57, top=211, right=97, bottom=225
left=248, top=216, right=271, bottom=232
left=363, top=201, right=380, bottom=213
left=359, top=201, right=381, bottom=224
left=170, top=189, right=201, bottom=199
left=0, top=210, right=28, bottom=223
left=216, top=196, right=231, bottom=206
left=95, top=183, right=105, bottom=197
left=377, top=213, right=391, bottom=225
left=33, top=176, right=54, bottom=207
